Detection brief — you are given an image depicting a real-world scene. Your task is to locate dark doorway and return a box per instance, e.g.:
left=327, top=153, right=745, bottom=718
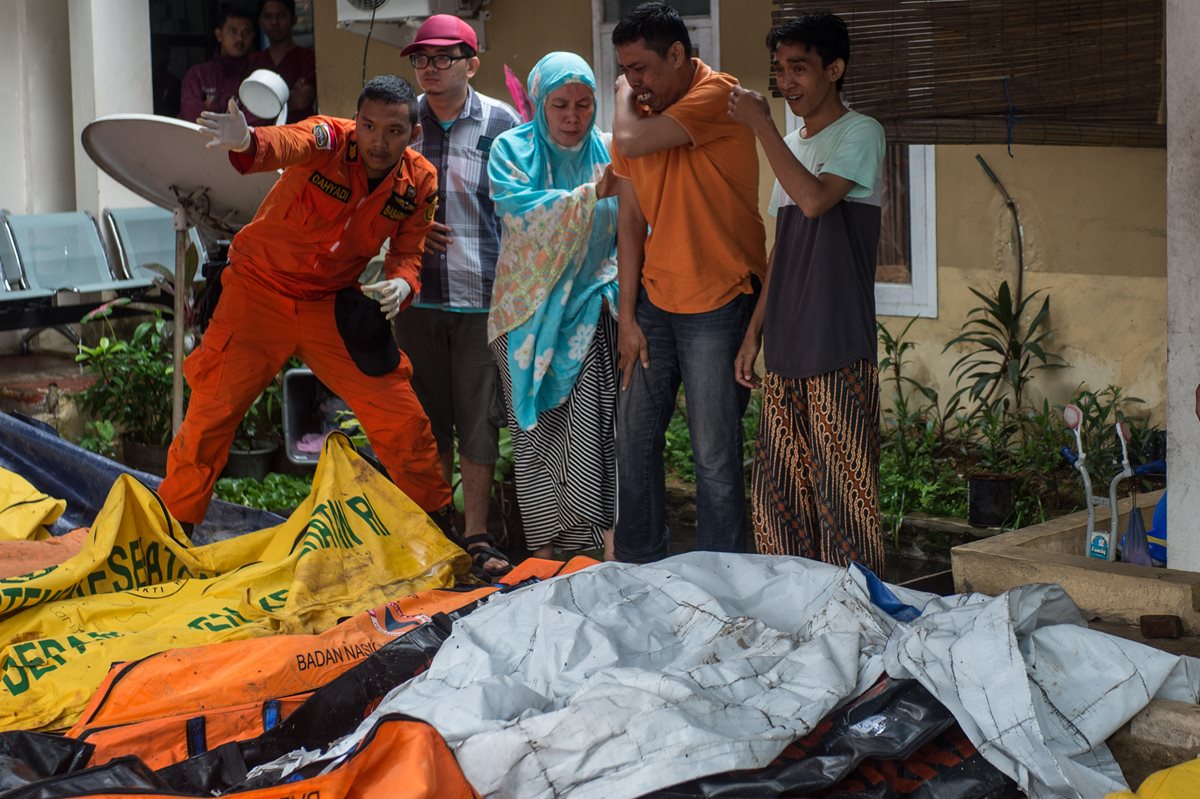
left=148, top=0, right=314, bottom=118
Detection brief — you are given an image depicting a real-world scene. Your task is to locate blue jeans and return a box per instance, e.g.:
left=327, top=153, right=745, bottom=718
left=615, top=288, right=754, bottom=562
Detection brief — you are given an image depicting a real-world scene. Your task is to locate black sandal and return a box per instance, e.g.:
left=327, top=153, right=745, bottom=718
left=462, top=533, right=513, bottom=580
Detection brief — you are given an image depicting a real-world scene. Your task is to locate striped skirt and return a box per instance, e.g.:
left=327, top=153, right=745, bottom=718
left=491, top=314, right=618, bottom=552
left=751, top=360, right=885, bottom=576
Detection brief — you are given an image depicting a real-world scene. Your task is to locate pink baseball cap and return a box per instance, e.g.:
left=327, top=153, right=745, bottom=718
left=401, top=15, right=478, bottom=55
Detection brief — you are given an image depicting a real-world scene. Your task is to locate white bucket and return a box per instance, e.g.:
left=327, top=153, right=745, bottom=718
left=239, top=69, right=290, bottom=124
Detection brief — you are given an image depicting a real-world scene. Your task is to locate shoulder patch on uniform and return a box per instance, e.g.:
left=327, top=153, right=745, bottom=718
left=313, top=123, right=332, bottom=150
left=309, top=171, right=351, bottom=202
left=381, top=189, right=419, bottom=222
left=346, top=140, right=358, bottom=162
left=424, top=194, right=439, bottom=222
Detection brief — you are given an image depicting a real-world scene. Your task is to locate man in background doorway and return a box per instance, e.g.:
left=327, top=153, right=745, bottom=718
left=180, top=7, right=269, bottom=125
left=395, top=15, right=521, bottom=577
left=250, top=0, right=317, bottom=121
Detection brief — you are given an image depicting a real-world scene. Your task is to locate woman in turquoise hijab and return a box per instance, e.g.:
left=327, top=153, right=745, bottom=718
left=487, top=52, right=618, bottom=559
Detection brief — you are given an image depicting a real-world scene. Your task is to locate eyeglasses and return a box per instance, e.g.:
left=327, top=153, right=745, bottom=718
left=410, top=54, right=469, bottom=70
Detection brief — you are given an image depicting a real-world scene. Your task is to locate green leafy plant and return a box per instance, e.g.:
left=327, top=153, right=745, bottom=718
left=233, top=378, right=283, bottom=452
left=1012, top=400, right=1069, bottom=474
left=77, top=420, right=119, bottom=459
left=73, top=245, right=205, bottom=451
left=878, top=428, right=968, bottom=546
left=969, top=396, right=1019, bottom=474
left=944, top=280, right=1065, bottom=412
left=75, top=311, right=179, bottom=447
left=213, top=472, right=312, bottom=513
left=742, top=392, right=761, bottom=470
left=879, top=320, right=941, bottom=466
left=664, top=398, right=695, bottom=482
left=1069, top=384, right=1146, bottom=469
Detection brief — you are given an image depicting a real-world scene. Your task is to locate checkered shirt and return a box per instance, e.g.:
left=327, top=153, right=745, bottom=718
left=410, top=86, right=521, bottom=310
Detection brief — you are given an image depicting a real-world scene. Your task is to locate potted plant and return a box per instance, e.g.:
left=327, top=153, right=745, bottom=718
left=75, top=309, right=179, bottom=475
left=965, top=396, right=1018, bottom=527
left=943, top=280, right=1065, bottom=527
left=223, top=377, right=283, bottom=481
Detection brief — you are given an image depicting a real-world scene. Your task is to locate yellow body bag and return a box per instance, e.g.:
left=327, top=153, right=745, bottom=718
left=0, top=434, right=469, bottom=732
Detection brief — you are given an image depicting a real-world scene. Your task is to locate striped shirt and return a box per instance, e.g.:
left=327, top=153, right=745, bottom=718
left=410, top=86, right=520, bottom=310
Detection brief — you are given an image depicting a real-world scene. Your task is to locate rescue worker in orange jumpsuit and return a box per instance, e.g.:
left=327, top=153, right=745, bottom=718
left=160, top=76, right=489, bottom=560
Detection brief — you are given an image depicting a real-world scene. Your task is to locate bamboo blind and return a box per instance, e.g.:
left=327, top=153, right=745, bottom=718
left=770, top=0, right=1165, bottom=148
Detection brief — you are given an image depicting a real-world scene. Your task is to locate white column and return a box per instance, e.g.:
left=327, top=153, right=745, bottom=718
left=69, top=0, right=154, bottom=216
left=0, top=1, right=75, bottom=215
left=1166, top=0, right=1200, bottom=571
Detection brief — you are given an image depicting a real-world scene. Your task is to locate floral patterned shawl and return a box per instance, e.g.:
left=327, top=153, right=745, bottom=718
left=487, top=51, right=618, bottom=431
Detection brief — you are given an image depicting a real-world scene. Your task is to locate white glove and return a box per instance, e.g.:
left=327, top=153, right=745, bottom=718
left=197, top=98, right=252, bottom=151
left=361, top=278, right=412, bottom=320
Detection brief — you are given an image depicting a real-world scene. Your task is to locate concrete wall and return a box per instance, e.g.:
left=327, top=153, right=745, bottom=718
left=0, top=1, right=76, bottom=216
left=67, top=0, right=154, bottom=216
left=1165, top=0, right=1200, bottom=571
left=0, top=1, right=153, bottom=218
left=888, top=144, right=1167, bottom=423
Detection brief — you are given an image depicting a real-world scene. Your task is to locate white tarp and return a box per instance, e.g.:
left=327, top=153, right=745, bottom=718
left=257, top=553, right=1200, bottom=798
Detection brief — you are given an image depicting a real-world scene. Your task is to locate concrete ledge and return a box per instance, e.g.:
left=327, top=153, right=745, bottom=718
left=1109, top=699, right=1200, bottom=789
left=950, top=490, right=1200, bottom=631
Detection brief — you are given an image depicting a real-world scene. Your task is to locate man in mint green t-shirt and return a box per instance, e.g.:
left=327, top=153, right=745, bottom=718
left=728, top=12, right=887, bottom=575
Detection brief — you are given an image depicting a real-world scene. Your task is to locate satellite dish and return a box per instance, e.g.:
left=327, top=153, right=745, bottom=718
left=82, top=113, right=280, bottom=432
left=82, top=113, right=277, bottom=234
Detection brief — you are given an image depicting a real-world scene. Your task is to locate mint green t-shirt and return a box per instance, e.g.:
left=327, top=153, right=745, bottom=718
left=765, top=109, right=886, bottom=378
left=768, top=109, right=885, bottom=216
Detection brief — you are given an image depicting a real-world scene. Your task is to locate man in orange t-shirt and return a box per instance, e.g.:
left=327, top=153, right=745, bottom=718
left=609, top=2, right=767, bottom=562
left=158, top=76, right=465, bottom=550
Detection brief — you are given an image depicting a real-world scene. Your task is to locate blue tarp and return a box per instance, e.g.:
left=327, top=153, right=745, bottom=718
left=0, top=412, right=282, bottom=543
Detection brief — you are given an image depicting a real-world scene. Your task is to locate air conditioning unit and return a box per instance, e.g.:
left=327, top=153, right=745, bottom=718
left=336, top=0, right=489, bottom=51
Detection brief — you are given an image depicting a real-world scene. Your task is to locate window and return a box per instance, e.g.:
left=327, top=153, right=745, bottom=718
left=875, top=144, right=937, bottom=318
left=592, top=0, right=719, bottom=130
left=784, top=111, right=937, bottom=318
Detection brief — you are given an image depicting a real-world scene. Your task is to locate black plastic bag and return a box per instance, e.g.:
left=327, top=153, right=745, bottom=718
left=652, top=677, right=1019, bottom=799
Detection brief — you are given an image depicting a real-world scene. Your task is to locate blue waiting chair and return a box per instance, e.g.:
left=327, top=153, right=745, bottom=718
left=3, top=211, right=153, bottom=294
left=0, top=210, right=157, bottom=352
left=102, top=206, right=207, bottom=285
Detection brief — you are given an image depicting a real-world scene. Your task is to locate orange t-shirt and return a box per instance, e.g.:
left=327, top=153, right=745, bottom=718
left=610, top=59, right=766, bottom=314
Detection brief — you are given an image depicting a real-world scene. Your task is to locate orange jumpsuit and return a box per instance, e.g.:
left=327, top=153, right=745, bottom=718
left=158, top=116, right=451, bottom=523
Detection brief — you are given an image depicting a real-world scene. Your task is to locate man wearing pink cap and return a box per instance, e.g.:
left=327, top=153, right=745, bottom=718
left=394, top=15, right=521, bottom=577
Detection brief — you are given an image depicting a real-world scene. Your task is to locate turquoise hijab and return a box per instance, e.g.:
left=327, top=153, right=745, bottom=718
left=487, top=52, right=618, bottom=431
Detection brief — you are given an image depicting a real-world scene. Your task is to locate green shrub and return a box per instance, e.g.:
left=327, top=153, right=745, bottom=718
left=77, top=420, right=119, bottom=459
left=213, top=472, right=312, bottom=513
left=75, top=314, right=178, bottom=447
